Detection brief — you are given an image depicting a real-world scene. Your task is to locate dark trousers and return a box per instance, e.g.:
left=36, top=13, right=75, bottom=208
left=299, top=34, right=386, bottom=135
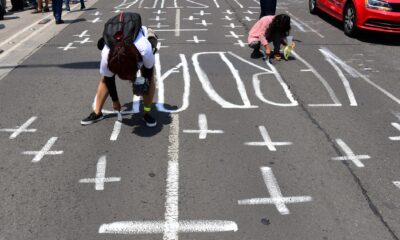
left=260, top=0, right=277, bottom=18
left=249, top=31, right=282, bottom=55
left=52, top=0, right=63, bottom=21
left=11, top=0, right=24, bottom=10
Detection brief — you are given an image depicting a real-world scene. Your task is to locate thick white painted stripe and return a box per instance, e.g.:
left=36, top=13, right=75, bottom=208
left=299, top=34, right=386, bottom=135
left=95, top=156, right=107, bottom=190
left=79, top=177, right=121, bottom=183
left=0, top=129, right=36, bottom=132
left=238, top=196, right=313, bottom=205
left=291, top=51, right=341, bottom=106
left=99, top=220, right=237, bottom=234
left=290, top=18, right=306, bottom=32
left=390, top=136, right=400, bottom=141
left=198, top=114, right=208, bottom=139
left=332, top=155, right=370, bottom=161
left=300, top=69, right=312, bottom=72
left=175, top=9, right=181, bottom=37
left=22, top=151, right=63, bottom=155
left=320, top=47, right=400, bottom=105
left=308, top=103, right=342, bottom=107
left=392, top=111, right=400, bottom=121
left=110, top=113, right=122, bottom=141
left=393, top=182, right=400, bottom=189
left=164, top=114, right=180, bottom=240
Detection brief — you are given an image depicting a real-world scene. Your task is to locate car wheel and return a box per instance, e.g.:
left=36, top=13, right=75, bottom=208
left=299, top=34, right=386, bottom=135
left=309, top=0, right=318, bottom=14
left=343, top=2, right=357, bottom=37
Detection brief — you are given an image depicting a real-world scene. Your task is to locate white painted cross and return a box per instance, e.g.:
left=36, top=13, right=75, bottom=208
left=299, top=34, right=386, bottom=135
left=113, top=9, right=121, bottom=13
left=58, top=43, right=76, bottom=51
left=183, top=114, right=224, bottom=139
left=238, top=167, right=312, bottom=215
left=22, top=137, right=63, bottom=162
left=0, top=116, right=37, bottom=139
left=222, top=15, right=233, bottom=20
left=74, top=38, right=93, bottom=44
left=222, top=10, right=234, bottom=14
left=74, top=30, right=90, bottom=38
left=99, top=115, right=238, bottom=237
left=153, top=10, right=166, bottom=14
left=150, top=22, right=170, bottom=28
left=193, top=10, right=211, bottom=16
left=234, top=40, right=246, bottom=47
left=224, top=23, right=242, bottom=28
left=186, top=35, right=206, bottom=43
left=244, top=10, right=257, bottom=14
left=244, top=126, right=292, bottom=151
left=389, top=122, right=400, bottom=141
left=394, top=181, right=400, bottom=190
left=225, top=31, right=243, bottom=39
left=79, top=156, right=121, bottom=191
left=157, top=41, right=169, bottom=49
left=184, top=16, right=199, bottom=21
left=91, top=11, right=101, bottom=16
left=90, top=17, right=102, bottom=23
left=331, top=139, right=370, bottom=168
left=243, top=16, right=255, bottom=22
left=196, top=20, right=212, bottom=26
left=149, top=16, right=166, bottom=21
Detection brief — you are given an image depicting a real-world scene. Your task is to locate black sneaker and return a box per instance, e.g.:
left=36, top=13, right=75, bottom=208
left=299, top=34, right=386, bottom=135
left=81, top=112, right=104, bottom=125
left=250, top=49, right=263, bottom=59
left=56, top=19, right=64, bottom=24
left=143, top=113, right=157, bottom=127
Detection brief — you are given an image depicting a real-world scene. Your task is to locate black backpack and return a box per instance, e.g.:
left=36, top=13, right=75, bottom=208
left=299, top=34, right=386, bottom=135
left=103, top=12, right=142, bottom=48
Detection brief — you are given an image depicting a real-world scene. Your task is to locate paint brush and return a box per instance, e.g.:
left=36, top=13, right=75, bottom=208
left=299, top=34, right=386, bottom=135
left=260, top=49, right=272, bottom=65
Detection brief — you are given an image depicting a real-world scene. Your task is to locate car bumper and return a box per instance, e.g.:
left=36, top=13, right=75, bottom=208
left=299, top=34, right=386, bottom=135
left=357, top=8, right=400, bottom=33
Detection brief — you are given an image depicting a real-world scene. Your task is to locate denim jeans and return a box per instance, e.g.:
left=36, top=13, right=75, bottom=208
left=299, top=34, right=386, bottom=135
left=52, top=0, right=63, bottom=21
left=64, top=0, right=85, bottom=8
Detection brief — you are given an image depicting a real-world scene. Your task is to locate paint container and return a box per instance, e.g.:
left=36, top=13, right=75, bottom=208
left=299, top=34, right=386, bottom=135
left=286, top=36, right=293, bottom=45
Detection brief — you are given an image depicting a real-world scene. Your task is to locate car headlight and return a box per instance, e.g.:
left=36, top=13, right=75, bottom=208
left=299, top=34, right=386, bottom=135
left=365, top=0, right=392, bottom=11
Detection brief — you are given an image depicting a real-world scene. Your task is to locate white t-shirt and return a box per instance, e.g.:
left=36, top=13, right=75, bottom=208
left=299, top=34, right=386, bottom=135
left=100, top=26, right=155, bottom=77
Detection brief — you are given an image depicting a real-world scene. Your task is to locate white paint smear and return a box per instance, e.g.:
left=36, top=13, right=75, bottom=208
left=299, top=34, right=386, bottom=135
left=393, top=181, right=400, bottom=189
left=110, top=112, right=122, bottom=141
left=389, top=122, right=400, bottom=141
left=332, top=139, right=370, bottom=167
left=238, top=167, right=312, bottom=215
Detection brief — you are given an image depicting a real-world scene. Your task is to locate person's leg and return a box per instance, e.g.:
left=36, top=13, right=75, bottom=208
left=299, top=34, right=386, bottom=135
left=53, top=0, right=63, bottom=23
left=142, top=72, right=157, bottom=127
left=94, top=77, right=109, bottom=115
left=259, top=0, right=267, bottom=18
left=271, top=32, right=282, bottom=60
left=43, top=0, right=49, bottom=10
left=64, top=0, right=70, bottom=11
left=80, top=0, right=85, bottom=9
left=249, top=41, right=263, bottom=59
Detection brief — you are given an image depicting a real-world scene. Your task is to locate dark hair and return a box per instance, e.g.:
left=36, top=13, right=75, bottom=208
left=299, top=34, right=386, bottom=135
left=108, top=42, right=141, bottom=80
left=270, top=14, right=291, bottom=37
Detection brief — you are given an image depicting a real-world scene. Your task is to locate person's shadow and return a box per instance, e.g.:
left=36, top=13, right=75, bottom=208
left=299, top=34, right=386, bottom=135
left=119, top=102, right=177, bottom=137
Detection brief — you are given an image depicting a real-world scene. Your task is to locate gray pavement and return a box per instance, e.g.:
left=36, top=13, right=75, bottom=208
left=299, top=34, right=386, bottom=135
left=0, top=0, right=400, bottom=239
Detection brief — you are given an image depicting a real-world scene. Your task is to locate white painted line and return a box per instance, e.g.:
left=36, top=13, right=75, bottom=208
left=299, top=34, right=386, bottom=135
left=90, top=17, right=102, bottom=23
left=394, top=181, right=400, bottom=190
left=225, top=31, right=243, bottom=38
left=193, top=10, right=210, bottom=15
left=389, top=122, right=400, bottom=141
left=79, top=156, right=121, bottom=191
left=228, top=51, right=273, bottom=73
left=291, top=51, right=342, bottom=107
left=300, top=69, right=312, bottom=72
left=156, top=54, right=191, bottom=113
left=156, top=41, right=169, bottom=49
left=58, top=43, right=76, bottom=51
left=149, top=16, right=166, bottom=21
left=223, top=10, right=234, bottom=14
left=110, top=112, right=122, bottom=141
left=22, top=137, right=63, bottom=162
left=149, top=22, right=170, bottom=28
left=233, top=0, right=243, bottom=8
left=392, top=111, right=400, bottom=121
left=195, top=20, right=212, bottom=26
left=244, top=10, right=257, bottom=14
left=192, top=52, right=258, bottom=109
left=91, top=11, right=101, bottom=16
left=224, top=23, right=242, bottom=28
left=238, top=167, right=312, bottom=215
left=234, top=40, right=245, bottom=47
left=183, top=114, right=224, bottom=139
left=290, top=18, right=306, bottom=32
left=187, top=0, right=209, bottom=8
left=332, top=139, right=370, bottom=168
left=99, top=114, right=238, bottom=237
left=243, top=16, right=254, bottom=22
left=175, top=9, right=181, bottom=37
left=0, top=116, right=37, bottom=139
left=213, top=0, right=220, bottom=8
left=320, top=47, right=400, bottom=105
left=74, top=38, right=93, bottom=44
left=245, top=126, right=292, bottom=151
left=286, top=11, right=324, bottom=38
left=73, top=30, right=90, bottom=38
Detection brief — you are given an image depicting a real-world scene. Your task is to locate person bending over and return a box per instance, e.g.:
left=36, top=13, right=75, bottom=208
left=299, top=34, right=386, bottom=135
left=248, top=14, right=291, bottom=61
left=81, top=15, right=157, bottom=128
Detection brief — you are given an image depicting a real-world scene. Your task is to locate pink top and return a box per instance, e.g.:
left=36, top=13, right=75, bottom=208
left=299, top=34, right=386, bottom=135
left=248, top=16, right=275, bottom=47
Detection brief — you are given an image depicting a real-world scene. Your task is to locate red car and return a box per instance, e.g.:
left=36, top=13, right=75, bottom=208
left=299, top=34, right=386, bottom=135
left=309, top=0, right=400, bottom=36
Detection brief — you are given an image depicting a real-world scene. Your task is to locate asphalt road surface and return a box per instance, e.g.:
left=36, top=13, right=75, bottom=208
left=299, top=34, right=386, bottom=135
left=1, top=0, right=400, bottom=239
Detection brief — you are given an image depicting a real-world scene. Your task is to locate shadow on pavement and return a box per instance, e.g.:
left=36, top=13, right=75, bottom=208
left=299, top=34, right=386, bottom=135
left=64, top=18, right=86, bottom=24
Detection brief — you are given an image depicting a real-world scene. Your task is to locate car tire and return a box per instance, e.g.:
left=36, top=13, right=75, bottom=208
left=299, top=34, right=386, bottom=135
left=309, top=0, right=318, bottom=14
left=343, top=2, right=357, bottom=37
